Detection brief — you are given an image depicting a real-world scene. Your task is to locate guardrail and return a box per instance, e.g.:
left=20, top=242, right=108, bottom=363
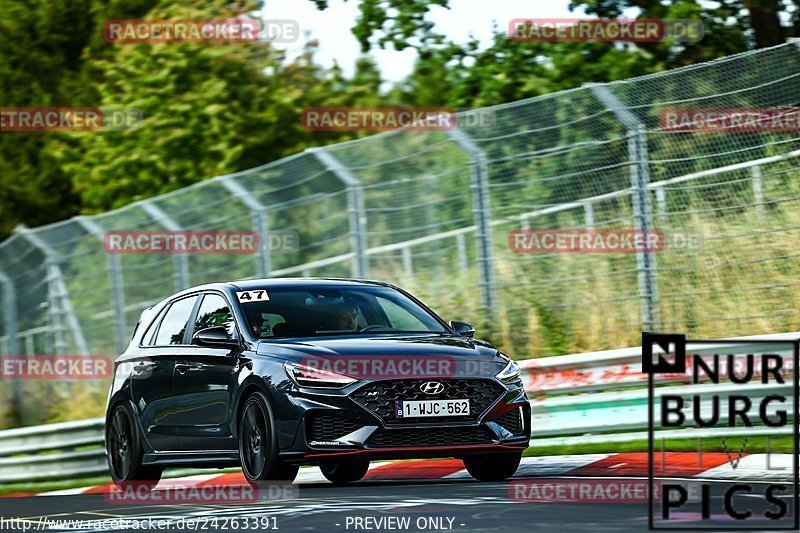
left=0, top=418, right=106, bottom=483
left=522, top=331, right=798, bottom=448
left=1, top=331, right=797, bottom=483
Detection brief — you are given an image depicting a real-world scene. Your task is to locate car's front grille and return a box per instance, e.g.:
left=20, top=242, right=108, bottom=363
left=350, top=379, right=505, bottom=425
left=494, top=407, right=524, bottom=434
left=306, top=413, right=363, bottom=442
left=366, top=426, right=495, bottom=448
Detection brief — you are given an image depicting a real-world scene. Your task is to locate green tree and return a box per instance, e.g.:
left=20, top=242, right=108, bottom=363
left=313, top=0, right=449, bottom=52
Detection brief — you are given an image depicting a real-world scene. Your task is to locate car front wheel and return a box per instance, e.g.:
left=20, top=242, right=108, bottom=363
left=320, top=461, right=370, bottom=484
left=463, top=453, right=522, bottom=482
left=239, top=392, right=299, bottom=484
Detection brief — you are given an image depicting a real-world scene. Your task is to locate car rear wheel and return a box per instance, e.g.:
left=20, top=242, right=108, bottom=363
left=463, top=453, right=522, bottom=482
left=106, top=404, right=163, bottom=490
left=320, top=460, right=370, bottom=484
left=239, top=392, right=299, bottom=484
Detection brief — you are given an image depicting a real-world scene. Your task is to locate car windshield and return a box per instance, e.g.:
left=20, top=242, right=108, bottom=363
left=237, top=285, right=448, bottom=339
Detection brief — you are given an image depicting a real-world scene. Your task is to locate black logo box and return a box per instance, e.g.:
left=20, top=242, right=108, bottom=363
left=643, top=333, right=799, bottom=531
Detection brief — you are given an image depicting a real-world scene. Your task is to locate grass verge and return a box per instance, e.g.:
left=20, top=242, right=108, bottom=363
left=524, top=435, right=795, bottom=457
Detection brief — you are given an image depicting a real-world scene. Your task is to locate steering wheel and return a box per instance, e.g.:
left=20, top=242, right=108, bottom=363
left=360, top=324, right=395, bottom=332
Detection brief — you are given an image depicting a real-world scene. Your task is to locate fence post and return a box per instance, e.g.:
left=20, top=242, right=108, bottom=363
left=24, top=334, right=34, bottom=356
left=583, top=202, right=595, bottom=229
left=0, top=267, right=22, bottom=424
left=751, top=165, right=765, bottom=222
left=138, top=200, right=190, bottom=290
left=654, top=187, right=667, bottom=217
left=402, top=246, right=414, bottom=277
left=447, top=127, right=498, bottom=317
left=217, top=175, right=271, bottom=278
left=307, top=147, right=368, bottom=278
left=14, top=225, right=89, bottom=355
left=75, top=216, right=128, bottom=354
left=456, top=233, right=468, bottom=271
left=0, top=269, right=19, bottom=356
left=587, top=83, right=661, bottom=332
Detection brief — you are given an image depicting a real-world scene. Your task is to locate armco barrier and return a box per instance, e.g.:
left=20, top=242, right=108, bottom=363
left=0, top=331, right=797, bottom=482
left=521, top=331, right=799, bottom=395
left=0, top=418, right=106, bottom=483
left=522, top=331, right=798, bottom=447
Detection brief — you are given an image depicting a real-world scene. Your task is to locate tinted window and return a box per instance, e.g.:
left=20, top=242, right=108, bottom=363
left=377, top=298, right=428, bottom=331
left=239, top=286, right=446, bottom=337
left=139, top=306, right=163, bottom=345
left=154, top=296, right=197, bottom=346
left=250, top=313, right=286, bottom=338
left=194, top=293, right=235, bottom=339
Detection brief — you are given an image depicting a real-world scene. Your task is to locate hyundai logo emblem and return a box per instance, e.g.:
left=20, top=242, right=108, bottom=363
left=420, top=381, right=445, bottom=395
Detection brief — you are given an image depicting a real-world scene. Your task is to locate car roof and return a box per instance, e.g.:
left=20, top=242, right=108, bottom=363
left=233, top=277, right=393, bottom=291
left=194, top=277, right=390, bottom=293
left=145, top=278, right=394, bottom=314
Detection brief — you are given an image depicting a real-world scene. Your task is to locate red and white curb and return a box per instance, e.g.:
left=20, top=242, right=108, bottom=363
left=24, top=452, right=793, bottom=497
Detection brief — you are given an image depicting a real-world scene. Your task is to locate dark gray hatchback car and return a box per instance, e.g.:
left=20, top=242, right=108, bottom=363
left=105, top=278, right=530, bottom=487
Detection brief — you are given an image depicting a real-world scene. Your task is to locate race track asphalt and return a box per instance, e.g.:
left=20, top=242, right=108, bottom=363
left=1, top=475, right=795, bottom=532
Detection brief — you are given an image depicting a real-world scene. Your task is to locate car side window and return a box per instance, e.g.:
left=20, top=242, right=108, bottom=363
left=143, top=320, right=157, bottom=346
left=194, top=293, right=235, bottom=339
left=153, top=296, right=198, bottom=346
left=376, top=297, right=428, bottom=331
left=142, top=306, right=168, bottom=346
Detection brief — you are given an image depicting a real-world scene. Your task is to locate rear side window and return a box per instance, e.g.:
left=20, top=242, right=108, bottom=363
left=153, top=296, right=197, bottom=346
left=193, top=293, right=235, bottom=339
left=142, top=307, right=167, bottom=346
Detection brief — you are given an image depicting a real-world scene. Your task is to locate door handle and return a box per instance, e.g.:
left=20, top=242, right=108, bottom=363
left=233, top=357, right=252, bottom=372
left=133, top=362, right=152, bottom=375
left=176, top=362, right=205, bottom=374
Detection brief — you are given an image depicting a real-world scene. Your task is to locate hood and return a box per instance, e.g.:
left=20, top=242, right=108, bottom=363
left=255, top=334, right=504, bottom=379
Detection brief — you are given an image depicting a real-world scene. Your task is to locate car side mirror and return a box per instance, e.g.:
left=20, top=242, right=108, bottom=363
left=450, top=321, right=475, bottom=338
left=192, top=326, right=238, bottom=348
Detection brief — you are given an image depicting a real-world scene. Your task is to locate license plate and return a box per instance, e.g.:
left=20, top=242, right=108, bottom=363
left=395, top=399, right=470, bottom=418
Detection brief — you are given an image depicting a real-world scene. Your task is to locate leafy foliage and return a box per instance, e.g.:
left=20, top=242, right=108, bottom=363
left=0, top=0, right=788, bottom=236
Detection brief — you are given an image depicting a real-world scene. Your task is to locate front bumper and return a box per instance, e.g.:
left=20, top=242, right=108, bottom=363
left=277, top=377, right=530, bottom=464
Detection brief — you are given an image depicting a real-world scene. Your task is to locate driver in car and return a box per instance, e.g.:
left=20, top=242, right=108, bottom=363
left=334, top=303, right=358, bottom=331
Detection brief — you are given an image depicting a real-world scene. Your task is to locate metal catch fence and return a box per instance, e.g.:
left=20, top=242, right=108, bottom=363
left=0, top=40, right=799, bottom=426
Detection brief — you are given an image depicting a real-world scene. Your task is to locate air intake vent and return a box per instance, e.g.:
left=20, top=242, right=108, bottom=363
left=495, top=408, right=524, bottom=434
left=306, top=413, right=363, bottom=442
left=366, top=426, right=494, bottom=447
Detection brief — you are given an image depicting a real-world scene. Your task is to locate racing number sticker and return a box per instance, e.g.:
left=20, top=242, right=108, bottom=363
left=236, top=290, right=270, bottom=302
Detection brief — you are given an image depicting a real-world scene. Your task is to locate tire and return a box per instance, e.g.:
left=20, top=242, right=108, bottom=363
left=320, top=461, right=370, bottom=484
left=239, top=392, right=299, bottom=484
left=106, top=403, right=163, bottom=490
left=463, top=453, right=522, bottom=482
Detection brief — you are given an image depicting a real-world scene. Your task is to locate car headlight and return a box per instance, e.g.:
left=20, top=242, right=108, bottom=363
left=284, top=361, right=358, bottom=389
left=495, top=357, right=521, bottom=382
